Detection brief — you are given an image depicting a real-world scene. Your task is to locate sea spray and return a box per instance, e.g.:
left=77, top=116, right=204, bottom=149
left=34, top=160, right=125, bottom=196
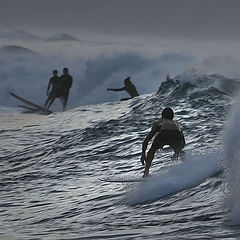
left=120, top=150, right=221, bottom=205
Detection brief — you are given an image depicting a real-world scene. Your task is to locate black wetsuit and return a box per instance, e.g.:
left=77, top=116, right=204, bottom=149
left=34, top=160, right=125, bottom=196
left=60, top=74, right=73, bottom=105
left=48, top=76, right=62, bottom=98
left=152, top=118, right=185, bottom=153
left=124, top=83, right=139, bottom=98
left=108, top=82, right=139, bottom=101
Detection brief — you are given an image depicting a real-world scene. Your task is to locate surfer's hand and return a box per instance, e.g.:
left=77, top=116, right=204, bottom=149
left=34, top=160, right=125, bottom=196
left=171, top=153, right=178, bottom=161
left=140, top=155, right=146, bottom=166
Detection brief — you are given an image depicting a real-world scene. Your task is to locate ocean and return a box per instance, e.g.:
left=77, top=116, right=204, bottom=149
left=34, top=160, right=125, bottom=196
left=1, top=73, right=240, bottom=239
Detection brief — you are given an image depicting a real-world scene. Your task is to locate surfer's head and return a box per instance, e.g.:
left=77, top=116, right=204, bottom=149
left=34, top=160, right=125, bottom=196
left=63, top=67, right=69, bottom=74
left=53, top=69, right=58, bottom=75
left=162, top=107, right=174, bottom=120
left=124, top=76, right=131, bottom=86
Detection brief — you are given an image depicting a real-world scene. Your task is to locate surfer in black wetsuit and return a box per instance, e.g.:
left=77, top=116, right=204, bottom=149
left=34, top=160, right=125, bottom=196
left=107, top=76, right=139, bottom=101
left=60, top=67, right=73, bottom=111
left=140, top=107, right=185, bottom=177
left=44, top=70, right=63, bottom=109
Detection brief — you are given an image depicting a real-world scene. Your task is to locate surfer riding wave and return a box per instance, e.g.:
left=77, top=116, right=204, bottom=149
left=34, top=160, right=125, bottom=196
left=140, top=107, right=185, bottom=177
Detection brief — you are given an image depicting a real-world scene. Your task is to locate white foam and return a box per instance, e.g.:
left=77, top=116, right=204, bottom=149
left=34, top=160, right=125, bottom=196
left=120, top=150, right=221, bottom=205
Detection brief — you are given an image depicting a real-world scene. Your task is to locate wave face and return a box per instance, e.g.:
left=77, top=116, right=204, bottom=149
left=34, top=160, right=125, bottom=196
left=222, top=97, right=240, bottom=225
left=120, top=150, right=222, bottom=205
left=1, top=72, right=240, bottom=239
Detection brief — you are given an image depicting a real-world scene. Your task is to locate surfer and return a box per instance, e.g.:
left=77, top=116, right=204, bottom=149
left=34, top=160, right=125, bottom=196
left=107, top=76, right=139, bottom=101
left=60, top=67, right=73, bottom=111
left=157, top=74, right=176, bottom=94
left=140, top=107, right=185, bottom=177
left=44, top=70, right=63, bottom=109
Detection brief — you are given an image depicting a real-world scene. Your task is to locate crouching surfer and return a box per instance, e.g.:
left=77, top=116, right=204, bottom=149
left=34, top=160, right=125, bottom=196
left=140, top=107, right=185, bottom=177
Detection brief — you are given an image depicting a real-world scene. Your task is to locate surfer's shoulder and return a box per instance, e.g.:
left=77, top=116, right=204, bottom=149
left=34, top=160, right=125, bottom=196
left=152, top=118, right=164, bottom=131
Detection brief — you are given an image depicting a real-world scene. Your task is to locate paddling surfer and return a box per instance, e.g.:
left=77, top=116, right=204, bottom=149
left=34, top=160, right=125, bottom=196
left=107, top=76, right=139, bottom=101
left=140, top=107, right=185, bottom=177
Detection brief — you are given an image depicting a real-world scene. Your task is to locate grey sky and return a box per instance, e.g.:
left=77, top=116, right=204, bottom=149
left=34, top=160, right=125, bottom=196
left=1, top=0, right=240, bottom=39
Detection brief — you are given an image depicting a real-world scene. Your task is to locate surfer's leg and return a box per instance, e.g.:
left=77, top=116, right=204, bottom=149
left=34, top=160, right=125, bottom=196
left=47, top=97, right=56, bottom=109
left=62, top=90, right=69, bottom=111
left=63, top=99, right=67, bottom=111
left=143, top=136, right=164, bottom=177
left=62, top=94, right=68, bottom=111
left=44, top=97, right=50, bottom=107
left=143, top=146, right=157, bottom=177
left=59, top=96, right=65, bottom=111
left=170, top=143, right=184, bottom=160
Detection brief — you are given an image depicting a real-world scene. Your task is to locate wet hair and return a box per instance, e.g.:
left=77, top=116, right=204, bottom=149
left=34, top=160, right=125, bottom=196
left=63, top=67, right=69, bottom=73
left=124, top=76, right=131, bottom=85
left=53, top=69, right=58, bottom=74
left=162, top=107, right=174, bottom=120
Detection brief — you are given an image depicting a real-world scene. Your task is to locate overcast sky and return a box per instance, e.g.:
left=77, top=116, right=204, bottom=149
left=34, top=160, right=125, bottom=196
left=0, top=0, right=240, bottom=40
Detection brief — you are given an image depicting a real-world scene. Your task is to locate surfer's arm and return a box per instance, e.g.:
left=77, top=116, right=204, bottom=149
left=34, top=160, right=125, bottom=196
left=177, top=121, right=186, bottom=147
left=46, top=82, right=51, bottom=95
left=140, top=125, right=159, bottom=165
left=107, top=87, right=126, bottom=92
left=181, top=131, right=186, bottom=147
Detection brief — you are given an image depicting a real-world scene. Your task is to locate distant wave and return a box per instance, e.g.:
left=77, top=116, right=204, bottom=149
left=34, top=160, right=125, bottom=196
left=46, top=33, right=80, bottom=42
left=0, top=45, right=38, bottom=55
left=0, top=29, right=43, bottom=41
left=0, top=51, right=193, bottom=107
left=0, top=37, right=239, bottom=109
left=157, top=73, right=240, bottom=98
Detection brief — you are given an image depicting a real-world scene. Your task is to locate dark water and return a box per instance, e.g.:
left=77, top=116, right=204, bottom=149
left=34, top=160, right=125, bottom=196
left=1, top=73, right=240, bottom=239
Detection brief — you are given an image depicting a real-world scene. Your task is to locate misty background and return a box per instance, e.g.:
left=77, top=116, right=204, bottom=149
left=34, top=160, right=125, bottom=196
left=0, top=0, right=240, bottom=109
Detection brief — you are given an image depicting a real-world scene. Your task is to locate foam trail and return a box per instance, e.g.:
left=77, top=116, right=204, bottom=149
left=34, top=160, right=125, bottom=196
left=222, top=97, right=240, bottom=225
left=120, top=150, right=221, bottom=205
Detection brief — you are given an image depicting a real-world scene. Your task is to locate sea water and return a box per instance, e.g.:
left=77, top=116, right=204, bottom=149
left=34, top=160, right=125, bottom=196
left=1, top=74, right=240, bottom=239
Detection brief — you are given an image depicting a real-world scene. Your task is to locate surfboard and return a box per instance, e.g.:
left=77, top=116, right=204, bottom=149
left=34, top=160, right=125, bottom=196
left=18, top=104, right=39, bottom=111
left=99, top=177, right=145, bottom=183
left=10, top=92, right=53, bottom=114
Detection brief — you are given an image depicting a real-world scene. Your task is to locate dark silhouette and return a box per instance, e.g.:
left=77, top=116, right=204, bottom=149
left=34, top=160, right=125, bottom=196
left=157, top=74, right=176, bottom=94
left=140, top=107, right=185, bottom=177
left=107, top=76, right=139, bottom=101
left=44, top=70, right=63, bottom=109
left=60, top=67, right=73, bottom=111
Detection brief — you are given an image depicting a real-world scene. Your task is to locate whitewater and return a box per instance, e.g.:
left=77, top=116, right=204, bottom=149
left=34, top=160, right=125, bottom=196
left=2, top=31, right=240, bottom=239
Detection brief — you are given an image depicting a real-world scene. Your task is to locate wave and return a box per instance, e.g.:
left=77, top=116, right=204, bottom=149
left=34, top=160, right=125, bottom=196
left=223, top=96, right=240, bottom=225
left=0, top=35, right=238, bottom=110
left=0, top=29, right=43, bottom=41
left=46, top=33, right=80, bottom=42
left=0, top=51, right=192, bottom=107
left=0, top=45, right=39, bottom=55
left=120, top=150, right=222, bottom=205
left=157, top=73, right=240, bottom=98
